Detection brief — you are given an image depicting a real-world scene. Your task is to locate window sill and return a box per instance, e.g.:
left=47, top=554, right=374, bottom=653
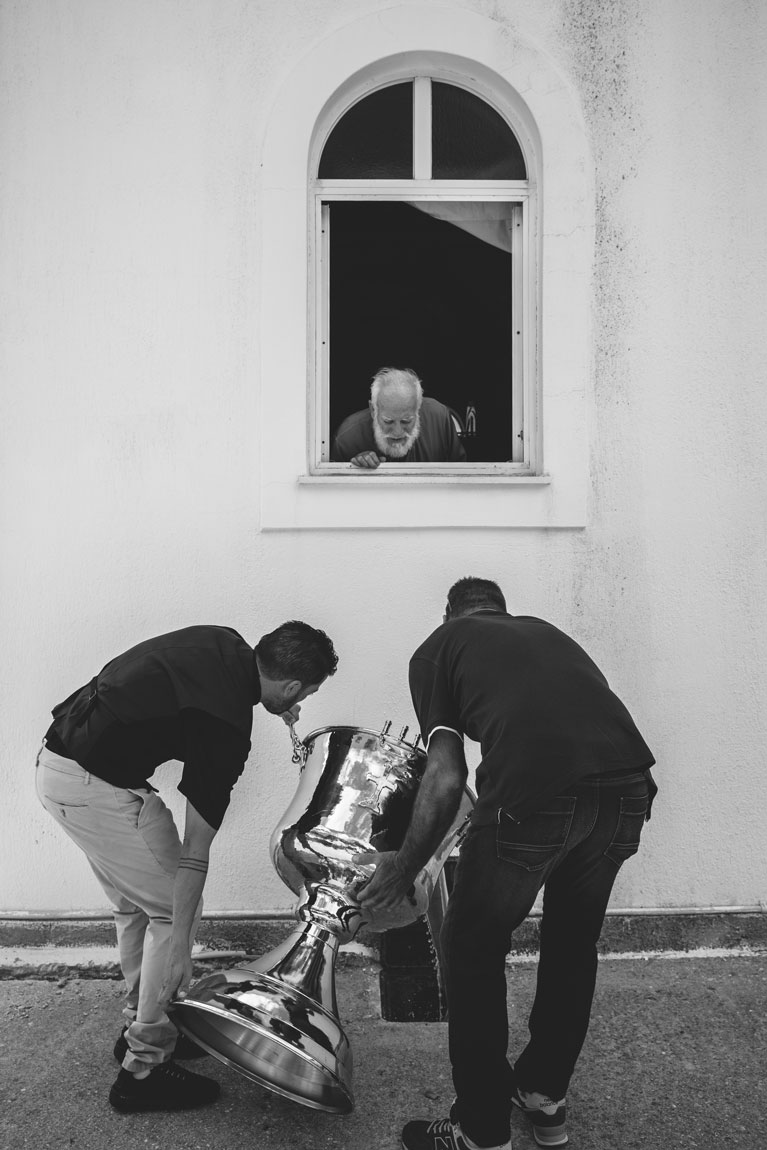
left=298, top=471, right=551, bottom=486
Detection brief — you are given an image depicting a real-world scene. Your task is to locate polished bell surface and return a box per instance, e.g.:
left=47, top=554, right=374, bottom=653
left=172, top=923, right=352, bottom=1112
left=171, top=724, right=474, bottom=1113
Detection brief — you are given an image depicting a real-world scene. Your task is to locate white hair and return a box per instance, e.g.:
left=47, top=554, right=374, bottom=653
left=370, top=367, right=424, bottom=407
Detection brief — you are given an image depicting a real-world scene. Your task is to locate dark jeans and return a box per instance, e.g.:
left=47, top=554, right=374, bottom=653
left=443, top=776, right=651, bottom=1147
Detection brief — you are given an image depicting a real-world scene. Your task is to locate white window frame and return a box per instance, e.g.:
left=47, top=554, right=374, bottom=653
left=308, top=72, right=540, bottom=477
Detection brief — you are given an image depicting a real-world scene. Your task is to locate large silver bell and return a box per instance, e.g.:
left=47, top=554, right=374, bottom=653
left=170, top=724, right=474, bottom=1113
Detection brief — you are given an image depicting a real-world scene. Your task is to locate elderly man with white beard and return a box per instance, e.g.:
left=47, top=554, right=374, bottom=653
left=331, top=367, right=467, bottom=468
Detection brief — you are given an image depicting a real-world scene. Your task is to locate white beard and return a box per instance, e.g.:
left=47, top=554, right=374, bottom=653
left=372, top=413, right=421, bottom=459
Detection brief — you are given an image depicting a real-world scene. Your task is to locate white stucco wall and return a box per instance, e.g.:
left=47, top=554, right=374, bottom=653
left=2, top=0, right=765, bottom=916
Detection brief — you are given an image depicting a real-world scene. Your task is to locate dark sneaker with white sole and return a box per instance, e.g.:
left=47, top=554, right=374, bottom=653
left=113, top=1026, right=207, bottom=1064
left=511, top=1082, right=568, bottom=1146
left=402, top=1116, right=469, bottom=1150
left=108, top=1061, right=220, bottom=1112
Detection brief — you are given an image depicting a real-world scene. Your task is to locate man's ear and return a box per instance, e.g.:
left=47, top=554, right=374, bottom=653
left=284, top=679, right=303, bottom=701
left=368, top=400, right=375, bottom=418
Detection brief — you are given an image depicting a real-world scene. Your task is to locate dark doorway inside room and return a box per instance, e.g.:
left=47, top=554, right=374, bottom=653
left=328, top=201, right=513, bottom=462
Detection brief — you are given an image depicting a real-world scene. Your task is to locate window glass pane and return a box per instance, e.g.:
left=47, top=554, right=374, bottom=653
left=319, top=83, right=413, bottom=178
left=432, top=82, right=526, bottom=179
left=327, top=201, right=513, bottom=462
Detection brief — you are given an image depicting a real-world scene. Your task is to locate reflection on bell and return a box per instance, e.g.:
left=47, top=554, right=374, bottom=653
left=171, top=922, right=352, bottom=1112
left=170, top=725, right=474, bottom=1113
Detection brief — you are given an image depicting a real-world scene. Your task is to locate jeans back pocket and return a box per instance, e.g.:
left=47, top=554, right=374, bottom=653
left=603, top=792, right=649, bottom=866
left=497, top=795, right=577, bottom=872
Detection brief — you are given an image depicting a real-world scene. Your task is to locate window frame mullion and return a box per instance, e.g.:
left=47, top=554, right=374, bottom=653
left=413, top=76, right=432, bottom=179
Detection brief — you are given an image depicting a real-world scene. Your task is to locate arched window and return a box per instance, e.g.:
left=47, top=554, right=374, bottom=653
left=310, top=73, right=537, bottom=472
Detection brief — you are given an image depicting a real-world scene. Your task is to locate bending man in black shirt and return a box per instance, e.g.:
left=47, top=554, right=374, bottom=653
left=356, top=578, right=656, bottom=1150
left=37, top=621, right=337, bottom=1113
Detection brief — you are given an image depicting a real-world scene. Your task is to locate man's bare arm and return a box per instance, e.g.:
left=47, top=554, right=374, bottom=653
left=159, top=799, right=217, bottom=1006
left=354, top=729, right=468, bottom=916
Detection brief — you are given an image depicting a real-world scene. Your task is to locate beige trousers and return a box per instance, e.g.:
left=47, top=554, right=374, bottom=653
left=35, top=744, right=202, bottom=1071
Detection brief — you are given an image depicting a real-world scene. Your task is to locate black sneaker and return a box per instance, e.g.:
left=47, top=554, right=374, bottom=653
left=113, top=1026, right=207, bottom=1064
left=402, top=1117, right=469, bottom=1150
left=108, top=1062, right=220, bottom=1112
left=511, top=1081, right=567, bottom=1147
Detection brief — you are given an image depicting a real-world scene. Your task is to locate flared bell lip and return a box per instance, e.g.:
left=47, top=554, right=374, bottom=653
left=170, top=995, right=355, bottom=1115
left=302, top=724, right=424, bottom=757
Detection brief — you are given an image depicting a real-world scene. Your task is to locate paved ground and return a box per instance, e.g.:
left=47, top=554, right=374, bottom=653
left=1, top=952, right=765, bottom=1149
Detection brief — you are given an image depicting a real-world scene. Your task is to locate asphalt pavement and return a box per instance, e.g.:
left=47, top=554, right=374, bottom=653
left=1, top=950, right=765, bottom=1149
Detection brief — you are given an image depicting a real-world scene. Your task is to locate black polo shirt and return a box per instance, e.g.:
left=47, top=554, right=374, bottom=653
left=409, top=611, right=655, bottom=825
left=45, top=626, right=259, bottom=829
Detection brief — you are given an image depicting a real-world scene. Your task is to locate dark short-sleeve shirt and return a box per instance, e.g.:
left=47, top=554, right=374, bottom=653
left=409, top=612, right=655, bottom=824
left=331, top=397, right=467, bottom=463
left=45, top=625, right=258, bottom=830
